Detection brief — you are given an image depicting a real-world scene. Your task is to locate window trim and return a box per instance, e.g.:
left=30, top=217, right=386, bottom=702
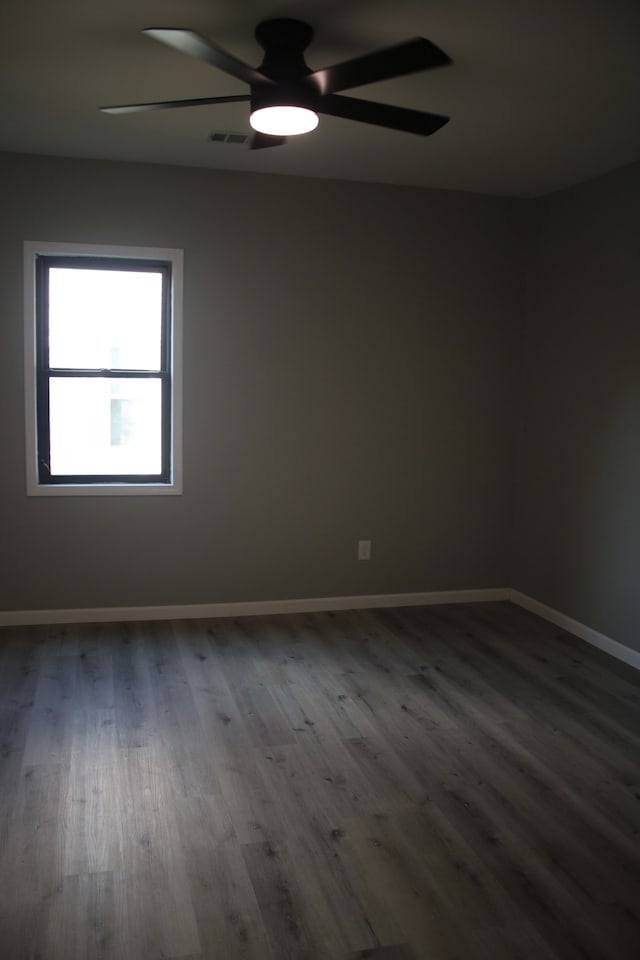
left=24, top=241, right=183, bottom=496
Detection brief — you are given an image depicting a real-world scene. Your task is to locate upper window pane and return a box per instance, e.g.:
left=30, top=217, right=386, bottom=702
left=48, top=267, right=163, bottom=370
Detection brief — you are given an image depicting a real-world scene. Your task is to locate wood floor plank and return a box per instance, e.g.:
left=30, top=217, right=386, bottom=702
left=254, top=755, right=385, bottom=952
left=0, top=602, right=638, bottom=959
left=111, top=622, right=157, bottom=750
left=22, top=653, right=76, bottom=766
left=274, top=831, right=379, bottom=956
left=60, top=754, right=124, bottom=875
left=215, top=744, right=282, bottom=845
left=0, top=647, right=39, bottom=832
left=0, top=762, right=64, bottom=960
left=241, top=838, right=320, bottom=960
left=172, top=794, right=274, bottom=960
left=347, top=945, right=417, bottom=960
left=342, top=812, right=478, bottom=960
left=44, top=870, right=116, bottom=960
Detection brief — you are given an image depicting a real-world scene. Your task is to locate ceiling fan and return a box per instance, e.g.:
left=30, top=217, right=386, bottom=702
left=101, top=18, right=452, bottom=149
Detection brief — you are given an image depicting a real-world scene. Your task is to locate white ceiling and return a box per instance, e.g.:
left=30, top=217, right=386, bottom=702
left=1, top=0, right=639, bottom=198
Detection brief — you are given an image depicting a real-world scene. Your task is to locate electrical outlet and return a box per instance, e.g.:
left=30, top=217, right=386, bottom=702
left=358, top=539, right=371, bottom=561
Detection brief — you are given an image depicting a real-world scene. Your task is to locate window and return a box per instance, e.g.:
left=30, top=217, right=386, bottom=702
left=24, top=242, right=182, bottom=495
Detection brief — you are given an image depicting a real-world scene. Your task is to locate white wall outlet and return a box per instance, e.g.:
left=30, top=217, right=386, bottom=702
left=358, top=539, right=371, bottom=561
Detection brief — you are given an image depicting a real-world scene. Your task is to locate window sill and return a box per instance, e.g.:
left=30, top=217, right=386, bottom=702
left=27, top=481, right=182, bottom=497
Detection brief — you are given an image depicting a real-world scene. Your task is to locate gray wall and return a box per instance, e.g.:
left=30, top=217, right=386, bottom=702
left=0, top=152, right=520, bottom=611
left=513, top=160, right=640, bottom=653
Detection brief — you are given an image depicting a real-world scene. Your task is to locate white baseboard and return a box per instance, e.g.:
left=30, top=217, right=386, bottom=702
left=1, top=586, right=637, bottom=672
left=509, top=589, right=640, bottom=671
left=0, top=587, right=511, bottom=628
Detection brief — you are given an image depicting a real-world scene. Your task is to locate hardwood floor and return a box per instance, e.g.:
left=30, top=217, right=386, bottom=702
left=0, top=601, right=638, bottom=960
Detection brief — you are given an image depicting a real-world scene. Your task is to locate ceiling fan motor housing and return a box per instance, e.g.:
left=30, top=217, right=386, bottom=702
left=252, top=19, right=319, bottom=114
left=250, top=82, right=319, bottom=115
left=254, top=19, right=314, bottom=79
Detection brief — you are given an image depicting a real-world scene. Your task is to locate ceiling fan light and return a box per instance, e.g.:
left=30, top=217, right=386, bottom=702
left=250, top=105, right=318, bottom=136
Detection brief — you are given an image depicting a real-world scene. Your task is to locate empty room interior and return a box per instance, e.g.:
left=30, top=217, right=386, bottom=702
left=0, top=2, right=639, bottom=959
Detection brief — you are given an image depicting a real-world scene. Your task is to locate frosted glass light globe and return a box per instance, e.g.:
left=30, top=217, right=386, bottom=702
left=250, top=106, right=319, bottom=136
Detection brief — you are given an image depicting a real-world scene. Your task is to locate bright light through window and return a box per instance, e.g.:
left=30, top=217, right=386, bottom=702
left=48, top=268, right=163, bottom=370
left=49, top=377, right=162, bottom=476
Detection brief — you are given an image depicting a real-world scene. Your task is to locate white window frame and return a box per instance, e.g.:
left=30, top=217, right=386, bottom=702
left=24, top=240, right=183, bottom=496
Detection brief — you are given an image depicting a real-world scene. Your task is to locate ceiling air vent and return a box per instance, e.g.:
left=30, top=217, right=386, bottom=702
left=208, top=131, right=249, bottom=144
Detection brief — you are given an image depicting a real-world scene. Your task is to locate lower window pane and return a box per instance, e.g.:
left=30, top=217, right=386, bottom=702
left=49, top=378, right=162, bottom=476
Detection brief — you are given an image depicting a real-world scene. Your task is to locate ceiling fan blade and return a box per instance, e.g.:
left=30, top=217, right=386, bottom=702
left=249, top=132, right=287, bottom=150
left=144, top=28, right=273, bottom=87
left=101, top=94, right=251, bottom=115
left=310, top=38, right=451, bottom=95
left=318, top=94, right=449, bottom=136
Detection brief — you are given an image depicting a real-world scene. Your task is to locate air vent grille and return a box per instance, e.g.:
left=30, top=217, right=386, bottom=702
left=208, top=132, right=249, bottom=145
